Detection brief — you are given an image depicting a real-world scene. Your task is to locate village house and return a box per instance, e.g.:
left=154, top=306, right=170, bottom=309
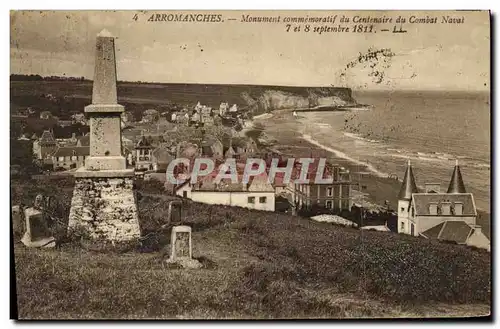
left=175, top=168, right=275, bottom=211
left=40, top=111, right=52, bottom=120
left=71, top=113, right=87, bottom=125
left=397, top=160, right=489, bottom=251
left=179, top=112, right=190, bottom=125
left=190, top=112, right=201, bottom=125
left=229, top=104, right=238, bottom=113
left=17, top=133, right=30, bottom=141
left=201, top=105, right=212, bottom=117
left=201, top=115, right=215, bottom=126
left=290, top=161, right=353, bottom=212
left=176, top=141, right=201, bottom=159
left=121, top=111, right=135, bottom=124
left=51, top=146, right=89, bottom=170
left=201, top=138, right=224, bottom=159
left=76, top=134, right=90, bottom=147
left=32, top=130, right=58, bottom=164
left=58, top=120, right=73, bottom=127
left=232, top=137, right=258, bottom=156
left=221, top=136, right=258, bottom=159
left=194, top=101, right=203, bottom=112
left=219, top=102, right=229, bottom=116
left=142, top=109, right=159, bottom=123
left=151, top=143, right=174, bottom=171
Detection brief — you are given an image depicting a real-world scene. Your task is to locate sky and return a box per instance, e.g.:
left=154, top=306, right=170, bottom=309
left=10, top=10, right=490, bottom=90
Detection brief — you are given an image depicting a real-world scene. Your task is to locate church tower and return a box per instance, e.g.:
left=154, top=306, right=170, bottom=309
left=447, top=159, right=467, bottom=193
left=397, top=159, right=419, bottom=235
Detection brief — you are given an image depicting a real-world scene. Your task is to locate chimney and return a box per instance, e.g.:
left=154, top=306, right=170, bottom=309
left=474, top=225, right=482, bottom=235
left=441, top=201, right=451, bottom=216
left=454, top=202, right=463, bottom=215
left=424, top=183, right=440, bottom=193
left=429, top=202, right=438, bottom=215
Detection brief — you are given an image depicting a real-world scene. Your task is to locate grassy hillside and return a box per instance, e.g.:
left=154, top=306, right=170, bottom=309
left=11, top=178, right=491, bottom=319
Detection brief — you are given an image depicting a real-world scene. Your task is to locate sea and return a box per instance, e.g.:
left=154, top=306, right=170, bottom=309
left=298, top=90, right=491, bottom=212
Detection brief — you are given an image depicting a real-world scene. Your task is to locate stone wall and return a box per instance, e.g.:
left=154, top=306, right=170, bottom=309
left=68, top=176, right=140, bottom=241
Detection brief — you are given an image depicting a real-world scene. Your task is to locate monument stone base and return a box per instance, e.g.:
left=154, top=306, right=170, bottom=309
left=68, top=168, right=140, bottom=242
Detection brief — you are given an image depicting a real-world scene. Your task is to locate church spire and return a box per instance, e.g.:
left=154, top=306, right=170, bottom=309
left=447, top=159, right=467, bottom=193
left=398, top=159, right=418, bottom=200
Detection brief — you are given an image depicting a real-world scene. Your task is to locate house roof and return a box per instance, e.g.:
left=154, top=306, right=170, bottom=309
left=398, top=160, right=419, bottom=200
left=179, top=143, right=199, bottom=158
left=77, top=135, right=90, bottom=147
left=411, top=193, right=476, bottom=216
left=152, top=145, right=174, bottom=164
left=201, top=138, right=221, bottom=148
left=420, top=222, right=445, bottom=239
left=201, top=146, right=215, bottom=157
left=188, top=165, right=274, bottom=193
left=438, top=221, right=473, bottom=244
left=224, top=146, right=236, bottom=157
left=221, top=136, right=255, bottom=149
left=272, top=172, right=288, bottom=187
left=136, top=135, right=153, bottom=148
left=289, top=159, right=343, bottom=183
left=39, top=130, right=56, bottom=144
left=53, top=146, right=89, bottom=157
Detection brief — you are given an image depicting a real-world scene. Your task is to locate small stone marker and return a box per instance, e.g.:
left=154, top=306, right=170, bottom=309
left=166, top=225, right=201, bottom=269
left=21, top=207, right=56, bottom=248
left=167, top=200, right=183, bottom=226
left=170, top=225, right=192, bottom=260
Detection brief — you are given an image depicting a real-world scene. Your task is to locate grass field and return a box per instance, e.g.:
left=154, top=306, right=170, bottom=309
left=11, top=178, right=491, bottom=319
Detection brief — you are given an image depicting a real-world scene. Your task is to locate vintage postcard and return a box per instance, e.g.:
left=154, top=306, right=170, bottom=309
left=10, top=10, right=491, bottom=319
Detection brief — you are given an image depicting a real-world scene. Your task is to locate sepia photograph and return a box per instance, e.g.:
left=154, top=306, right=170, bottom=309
left=9, top=9, right=491, bottom=319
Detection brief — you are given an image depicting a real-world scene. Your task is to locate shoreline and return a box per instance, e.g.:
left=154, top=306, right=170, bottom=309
left=301, top=133, right=388, bottom=179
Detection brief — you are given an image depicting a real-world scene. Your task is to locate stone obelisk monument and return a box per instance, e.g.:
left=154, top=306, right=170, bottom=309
left=68, top=29, right=140, bottom=242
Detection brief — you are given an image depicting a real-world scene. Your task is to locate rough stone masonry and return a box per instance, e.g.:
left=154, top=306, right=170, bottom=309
left=67, top=29, right=140, bottom=242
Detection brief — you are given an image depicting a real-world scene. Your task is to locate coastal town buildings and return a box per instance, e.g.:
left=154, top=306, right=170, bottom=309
left=151, top=144, right=174, bottom=171
left=397, top=160, right=489, bottom=251
left=40, top=111, right=52, bottom=120
left=201, top=138, right=224, bottom=158
left=134, top=135, right=154, bottom=171
left=142, top=109, right=159, bottom=123
left=51, top=146, right=89, bottom=170
left=33, top=130, right=57, bottom=164
left=71, top=113, right=87, bottom=125
left=219, top=102, right=229, bottom=116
